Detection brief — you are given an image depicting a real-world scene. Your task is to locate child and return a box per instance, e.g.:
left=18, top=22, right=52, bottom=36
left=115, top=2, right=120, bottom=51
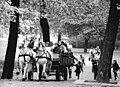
left=74, top=61, right=83, bottom=79
left=67, top=49, right=78, bottom=78
left=112, top=60, right=119, bottom=80
left=92, top=60, right=98, bottom=80
left=80, top=55, right=85, bottom=65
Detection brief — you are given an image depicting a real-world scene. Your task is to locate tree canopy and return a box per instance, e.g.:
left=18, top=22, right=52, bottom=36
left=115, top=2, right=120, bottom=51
left=0, top=0, right=110, bottom=38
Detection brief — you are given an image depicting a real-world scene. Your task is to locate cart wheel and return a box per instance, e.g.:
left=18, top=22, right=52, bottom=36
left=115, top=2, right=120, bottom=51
left=28, top=71, right=32, bottom=81
left=63, top=67, right=67, bottom=80
left=56, top=69, right=60, bottom=81
left=39, top=65, right=43, bottom=81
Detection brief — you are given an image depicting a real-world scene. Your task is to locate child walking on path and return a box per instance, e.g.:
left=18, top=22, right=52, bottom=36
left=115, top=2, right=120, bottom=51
left=74, top=61, right=83, bottom=79
left=112, top=60, right=119, bottom=80
left=79, top=55, right=85, bottom=65
left=92, top=60, right=98, bottom=80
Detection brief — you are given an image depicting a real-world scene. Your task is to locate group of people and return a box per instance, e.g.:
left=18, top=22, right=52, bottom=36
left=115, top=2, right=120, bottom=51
left=52, top=41, right=69, bottom=54
left=89, top=46, right=101, bottom=61
left=52, top=41, right=85, bottom=79
left=88, top=46, right=120, bottom=80
left=88, top=46, right=101, bottom=80
left=17, top=35, right=120, bottom=80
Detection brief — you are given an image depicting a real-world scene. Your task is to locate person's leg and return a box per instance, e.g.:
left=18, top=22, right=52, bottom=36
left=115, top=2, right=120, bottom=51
left=82, top=60, right=85, bottom=65
left=68, top=66, right=72, bottom=78
left=33, top=58, right=37, bottom=72
left=94, top=71, right=97, bottom=80
left=46, top=60, right=52, bottom=76
left=114, top=71, right=117, bottom=80
left=78, top=74, right=80, bottom=79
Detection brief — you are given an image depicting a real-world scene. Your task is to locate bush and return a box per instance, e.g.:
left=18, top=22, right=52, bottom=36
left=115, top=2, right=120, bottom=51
left=70, top=40, right=101, bottom=48
left=70, top=39, right=120, bottom=50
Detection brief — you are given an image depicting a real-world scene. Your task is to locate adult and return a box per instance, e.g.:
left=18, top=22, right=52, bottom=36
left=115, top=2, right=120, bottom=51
left=95, top=46, right=101, bottom=55
left=44, top=42, right=53, bottom=75
left=52, top=43, right=61, bottom=53
left=94, top=46, right=101, bottom=61
left=60, top=41, right=68, bottom=53
left=89, top=47, right=94, bottom=61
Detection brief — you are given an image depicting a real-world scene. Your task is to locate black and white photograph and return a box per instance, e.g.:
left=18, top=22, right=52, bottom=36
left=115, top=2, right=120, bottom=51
left=0, top=0, right=120, bottom=87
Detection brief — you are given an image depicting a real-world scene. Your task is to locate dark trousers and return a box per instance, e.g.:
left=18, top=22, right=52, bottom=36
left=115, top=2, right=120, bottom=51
left=94, top=71, right=97, bottom=80
left=113, top=71, right=117, bottom=80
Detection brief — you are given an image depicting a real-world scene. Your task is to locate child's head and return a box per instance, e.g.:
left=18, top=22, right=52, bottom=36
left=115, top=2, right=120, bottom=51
left=77, top=61, right=81, bottom=65
left=80, top=55, right=82, bottom=57
left=68, top=48, right=71, bottom=52
left=113, top=60, right=117, bottom=64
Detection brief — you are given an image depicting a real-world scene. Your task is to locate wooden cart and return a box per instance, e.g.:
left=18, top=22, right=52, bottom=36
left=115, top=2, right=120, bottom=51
left=50, top=53, right=74, bottom=81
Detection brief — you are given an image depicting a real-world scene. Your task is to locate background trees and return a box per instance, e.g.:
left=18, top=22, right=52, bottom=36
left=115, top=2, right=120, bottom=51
left=45, top=0, right=110, bottom=51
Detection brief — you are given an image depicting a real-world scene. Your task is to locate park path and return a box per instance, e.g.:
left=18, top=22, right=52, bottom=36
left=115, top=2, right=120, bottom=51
left=0, top=47, right=120, bottom=87
left=0, top=49, right=94, bottom=87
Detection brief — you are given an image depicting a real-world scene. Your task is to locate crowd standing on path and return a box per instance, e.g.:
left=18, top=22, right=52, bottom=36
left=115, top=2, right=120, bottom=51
left=88, top=46, right=120, bottom=81
left=88, top=46, right=101, bottom=80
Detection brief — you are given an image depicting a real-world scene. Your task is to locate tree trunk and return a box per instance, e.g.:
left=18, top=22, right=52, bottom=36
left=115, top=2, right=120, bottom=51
left=40, top=18, right=50, bottom=42
left=84, top=38, right=88, bottom=53
left=58, top=31, right=61, bottom=43
left=1, top=0, right=19, bottom=79
left=100, top=40, right=103, bottom=52
left=96, top=0, right=119, bottom=83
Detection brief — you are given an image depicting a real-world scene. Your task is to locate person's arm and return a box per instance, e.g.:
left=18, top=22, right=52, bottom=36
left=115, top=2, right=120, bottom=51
left=117, top=64, right=120, bottom=70
left=72, top=54, right=78, bottom=61
left=80, top=65, right=83, bottom=72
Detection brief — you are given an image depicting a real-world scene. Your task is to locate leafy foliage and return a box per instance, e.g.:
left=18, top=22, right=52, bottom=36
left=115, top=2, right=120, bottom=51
left=45, top=0, right=110, bottom=40
left=0, top=0, right=110, bottom=40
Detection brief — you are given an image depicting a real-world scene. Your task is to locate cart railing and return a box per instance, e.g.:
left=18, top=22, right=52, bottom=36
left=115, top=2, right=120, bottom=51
left=59, top=53, right=73, bottom=66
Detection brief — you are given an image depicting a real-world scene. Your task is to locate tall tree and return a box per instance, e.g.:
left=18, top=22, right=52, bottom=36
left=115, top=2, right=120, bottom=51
left=40, top=0, right=50, bottom=42
left=1, top=0, right=19, bottom=79
left=97, top=0, right=120, bottom=83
